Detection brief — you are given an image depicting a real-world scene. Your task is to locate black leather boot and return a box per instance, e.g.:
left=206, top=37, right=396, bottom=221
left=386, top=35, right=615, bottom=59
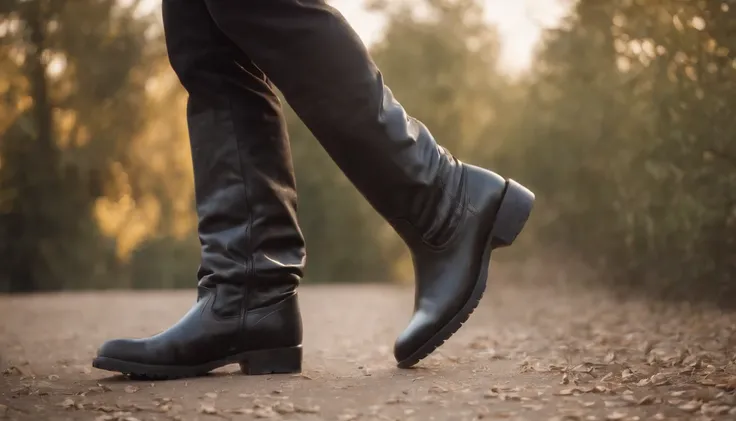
left=92, top=0, right=306, bottom=379
left=203, top=0, right=535, bottom=368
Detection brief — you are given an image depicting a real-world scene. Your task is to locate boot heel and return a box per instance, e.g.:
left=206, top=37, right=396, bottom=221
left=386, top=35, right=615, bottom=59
left=490, top=179, right=535, bottom=248
left=238, top=346, right=302, bottom=375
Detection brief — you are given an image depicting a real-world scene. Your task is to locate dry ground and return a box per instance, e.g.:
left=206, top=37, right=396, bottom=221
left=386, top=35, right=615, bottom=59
left=1, top=270, right=736, bottom=421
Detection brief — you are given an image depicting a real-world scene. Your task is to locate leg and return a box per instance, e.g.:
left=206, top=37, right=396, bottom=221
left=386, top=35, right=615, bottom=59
left=203, top=0, right=535, bottom=367
left=92, top=0, right=305, bottom=379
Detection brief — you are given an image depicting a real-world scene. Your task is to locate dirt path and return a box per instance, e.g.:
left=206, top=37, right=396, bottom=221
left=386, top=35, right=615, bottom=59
left=1, top=279, right=735, bottom=421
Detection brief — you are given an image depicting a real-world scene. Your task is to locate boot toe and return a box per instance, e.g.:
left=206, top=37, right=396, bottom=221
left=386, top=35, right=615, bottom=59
left=96, top=338, right=147, bottom=363
left=393, top=309, right=440, bottom=364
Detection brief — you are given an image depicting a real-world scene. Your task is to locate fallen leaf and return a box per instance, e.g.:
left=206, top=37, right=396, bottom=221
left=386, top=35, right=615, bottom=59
left=254, top=407, right=277, bottom=418
left=124, top=386, right=139, bottom=394
left=11, top=386, right=31, bottom=397
left=585, top=385, right=608, bottom=394
left=637, top=395, right=656, bottom=405
left=669, top=391, right=687, bottom=397
left=556, top=388, right=582, bottom=396
left=204, top=392, right=217, bottom=399
left=716, top=376, right=736, bottom=391
left=294, top=404, right=320, bottom=414
left=273, top=402, right=295, bottom=414
left=338, top=413, right=360, bottom=421
left=198, top=403, right=218, bottom=415
left=386, top=395, right=407, bottom=404
left=700, top=403, right=730, bottom=415
left=621, top=369, right=635, bottom=382
left=59, top=398, right=76, bottom=409
left=605, top=411, right=627, bottom=420
left=429, top=384, right=449, bottom=394
left=2, top=367, right=22, bottom=376
left=483, top=389, right=499, bottom=399
left=677, top=400, right=702, bottom=412
left=649, top=373, right=669, bottom=386
left=226, top=408, right=253, bottom=415
left=621, top=395, right=637, bottom=404
left=500, top=393, right=522, bottom=401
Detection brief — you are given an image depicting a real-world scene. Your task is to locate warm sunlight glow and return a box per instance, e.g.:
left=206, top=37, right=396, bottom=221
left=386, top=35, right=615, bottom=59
left=138, top=0, right=572, bottom=73
left=332, top=0, right=572, bottom=73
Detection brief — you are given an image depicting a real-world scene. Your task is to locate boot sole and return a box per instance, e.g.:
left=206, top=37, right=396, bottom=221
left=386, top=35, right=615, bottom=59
left=397, top=179, right=534, bottom=368
left=92, top=345, right=302, bottom=380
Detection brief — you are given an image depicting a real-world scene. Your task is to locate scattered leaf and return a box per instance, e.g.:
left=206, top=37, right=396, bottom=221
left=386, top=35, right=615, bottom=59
left=649, top=373, right=669, bottom=386
left=700, top=403, right=730, bottom=415
left=59, top=398, right=76, bottom=409
left=273, top=402, right=295, bottom=414
left=124, top=386, right=139, bottom=394
left=637, top=395, right=656, bottom=405
left=254, top=407, right=277, bottom=418
left=386, top=395, right=407, bottom=404
left=198, top=403, right=218, bottom=415
left=677, top=400, right=701, bottom=412
left=483, top=389, right=499, bottom=399
left=294, top=404, right=320, bottom=414
left=204, top=392, right=217, bottom=399
left=429, top=384, right=449, bottom=394
left=670, top=390, right=687, bottom=397
left=586, top=385, right=608, bottom=394
left=500, top=393, right=521, bottom=401
left=605, top=411, right=627, bottom=420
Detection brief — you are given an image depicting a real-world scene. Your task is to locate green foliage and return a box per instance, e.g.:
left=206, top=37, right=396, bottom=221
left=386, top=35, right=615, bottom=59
left=499, top=0, right=736, bottom=305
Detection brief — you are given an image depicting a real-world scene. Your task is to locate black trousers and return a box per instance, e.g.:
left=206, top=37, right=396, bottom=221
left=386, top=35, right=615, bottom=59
left=163, top=0, right=462, bottom=298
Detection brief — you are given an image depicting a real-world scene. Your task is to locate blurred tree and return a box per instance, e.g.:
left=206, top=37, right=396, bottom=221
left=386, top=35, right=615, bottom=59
left=0, top=0, right=193, bottom=292
left=499, top=0, right=736, bottom=305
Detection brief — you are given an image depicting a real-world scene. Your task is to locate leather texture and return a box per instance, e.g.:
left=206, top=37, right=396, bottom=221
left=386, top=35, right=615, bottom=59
left=95, top=0, right=305, bottom=368
left=392, top=166, right=507, bottom=362
left=98, top=0, right=516, bottom=369
left=200, top=0, right=509, bottom=363
left=97, top=287, right=302, bottom=366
